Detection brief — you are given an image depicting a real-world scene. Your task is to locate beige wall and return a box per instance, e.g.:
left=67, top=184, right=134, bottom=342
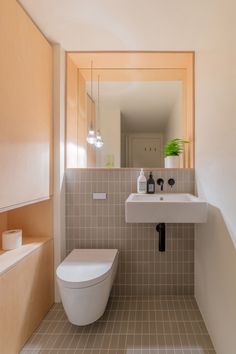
left=195, top=207, right=236, bottom=354
left=164, top=86, right=182, bottom=145
left=194, top=22, right=236, bottom=353
left=189, top=3, right=236, bottom=353
left=0, top=0, right=52, bottom=211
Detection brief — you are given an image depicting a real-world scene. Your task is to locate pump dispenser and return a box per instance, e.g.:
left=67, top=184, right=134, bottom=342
left=147, top=172, right=155, bottom=194
left=137, top=168, right=147, bottom=194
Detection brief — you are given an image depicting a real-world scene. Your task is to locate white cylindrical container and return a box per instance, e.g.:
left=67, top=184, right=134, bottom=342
left=137, top=168, right=147, bottom=194
left=164, top=156, right=180, bottom=168
left=2, top=229, right=22, bottom=250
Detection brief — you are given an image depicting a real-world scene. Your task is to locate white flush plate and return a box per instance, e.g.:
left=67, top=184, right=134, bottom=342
left=93, top=193, right=107, bottom=200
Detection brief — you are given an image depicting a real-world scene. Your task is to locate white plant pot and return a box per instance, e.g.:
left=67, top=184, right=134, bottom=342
left=164, top=156, right=180, bottom=168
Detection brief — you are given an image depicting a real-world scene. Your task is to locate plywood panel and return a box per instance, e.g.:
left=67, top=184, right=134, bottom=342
left=0, top=239, right=54, bottom=354
left=181, top=59, right=194, bottom=168
left=77, top=71, right=88, bottom=167
left=0, top=0, right=52, bottom=211
left=0, top=213, right=8, bottom=248
left=79, top=68, right=186, bottom=81
left=69, top=52, right=193, bottom=69
left=0, top=213, right=7, bottom=234
left=7, top=199, right=53, bottom=238
left=86, top=95, right=96, bottom=167
left=66, top=55, right=78, bottom=168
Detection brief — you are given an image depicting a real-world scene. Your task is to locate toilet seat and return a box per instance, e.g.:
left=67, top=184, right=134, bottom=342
left=56, top=249, right=118, bottom=289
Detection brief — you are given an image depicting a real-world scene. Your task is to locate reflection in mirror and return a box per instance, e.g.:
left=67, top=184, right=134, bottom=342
left=87, top=80, right=182, bottom=168
left=66, top=52, right=194, bottom=169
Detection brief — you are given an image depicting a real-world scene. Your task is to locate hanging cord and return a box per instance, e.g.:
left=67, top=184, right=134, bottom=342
left=97, top=74, right=100, bottom=133
left=94, top=73, right=103, bottom=148
left=91, top=60, right=93, bottom=100
left=90, top=60, right=93, bottom=130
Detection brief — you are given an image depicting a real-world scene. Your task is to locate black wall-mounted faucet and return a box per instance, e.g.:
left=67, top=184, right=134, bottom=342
left=157, top=178, right=164, bottom=191
left=168, top=178, right=175, bottom=189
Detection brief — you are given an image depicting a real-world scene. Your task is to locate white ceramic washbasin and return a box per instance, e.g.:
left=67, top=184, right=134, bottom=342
left=125, top=193, right=208, bottom=223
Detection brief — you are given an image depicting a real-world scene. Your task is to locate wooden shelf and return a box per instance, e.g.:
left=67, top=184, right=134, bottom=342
left=0, top=237, right=52, bottom=276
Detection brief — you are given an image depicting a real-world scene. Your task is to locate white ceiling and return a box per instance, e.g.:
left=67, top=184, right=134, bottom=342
left=87, top=81, right=181, bottom=133
left=18, top=0, right=230, bottom=51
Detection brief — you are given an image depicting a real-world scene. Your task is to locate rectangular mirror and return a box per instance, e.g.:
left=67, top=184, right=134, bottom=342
left=66, top=52, right=194, bottom=168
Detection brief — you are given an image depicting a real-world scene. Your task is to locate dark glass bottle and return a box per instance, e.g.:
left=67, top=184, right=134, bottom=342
left=147, top=172, right=155, bottom=194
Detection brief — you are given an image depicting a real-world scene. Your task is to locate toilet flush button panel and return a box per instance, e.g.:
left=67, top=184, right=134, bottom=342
left=93, top=193, right=107, bottom=200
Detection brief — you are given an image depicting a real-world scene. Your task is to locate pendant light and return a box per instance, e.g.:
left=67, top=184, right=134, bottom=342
left=94, top=75, right=104, bottom=148
left=86, top=129, right=96, bottom=145
left=86, top=60, right=96, bottom=145
left=95, top=130, right=104, bottom=148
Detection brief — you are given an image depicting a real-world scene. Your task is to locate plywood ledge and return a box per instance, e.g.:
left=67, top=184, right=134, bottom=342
left=0, top=239, right=54, bottom=354
left=0, top=196, right=51, bottom=213
left=0, top=237, right=52, bottom=275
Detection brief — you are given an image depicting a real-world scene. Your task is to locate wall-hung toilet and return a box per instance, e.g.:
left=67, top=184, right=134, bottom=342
left=56, top=249, right=118, bottom=326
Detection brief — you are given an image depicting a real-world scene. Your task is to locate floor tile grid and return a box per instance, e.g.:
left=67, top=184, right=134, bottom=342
left=21, top=297, right=215, bottom=354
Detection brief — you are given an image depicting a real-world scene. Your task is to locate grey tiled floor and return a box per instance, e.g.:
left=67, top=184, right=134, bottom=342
left=21, top=296, right=215, bottom=354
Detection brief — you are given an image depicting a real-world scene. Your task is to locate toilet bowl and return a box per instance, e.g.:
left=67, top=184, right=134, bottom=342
left=56, top=249, right=118, bottom=326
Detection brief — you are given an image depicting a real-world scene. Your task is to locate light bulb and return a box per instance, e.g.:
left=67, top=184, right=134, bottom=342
left=94, top=132, right=104, bottom=148
left=86, top=130, right=96, bottom=144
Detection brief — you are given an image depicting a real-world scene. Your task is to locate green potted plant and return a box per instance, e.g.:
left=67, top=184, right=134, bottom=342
left=164, top=138, right=189, bottom=168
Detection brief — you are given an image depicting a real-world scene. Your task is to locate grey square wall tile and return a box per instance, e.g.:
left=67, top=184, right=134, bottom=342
left=65, top=168, right=195, bottom=296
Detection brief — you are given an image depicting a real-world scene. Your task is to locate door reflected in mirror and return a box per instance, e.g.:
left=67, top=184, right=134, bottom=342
left=88, top=80, right=182, bottom=168
left=66, top=52, right=194, bottom=168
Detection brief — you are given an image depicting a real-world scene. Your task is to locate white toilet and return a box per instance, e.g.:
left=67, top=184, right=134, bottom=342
left=56, top=249, right=118, bottom=326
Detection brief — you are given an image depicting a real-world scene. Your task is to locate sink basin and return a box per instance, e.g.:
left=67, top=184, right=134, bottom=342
left=125, top=193, right=208, bottom=223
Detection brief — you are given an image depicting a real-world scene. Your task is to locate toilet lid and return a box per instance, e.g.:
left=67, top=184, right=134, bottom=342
left=56, top=249, right=118, bottom=289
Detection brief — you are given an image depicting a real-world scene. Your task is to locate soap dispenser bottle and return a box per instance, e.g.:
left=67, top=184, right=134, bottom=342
left=137, top=168, right=147, bottom=194
left=147, top=172, right=155, bottom=194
